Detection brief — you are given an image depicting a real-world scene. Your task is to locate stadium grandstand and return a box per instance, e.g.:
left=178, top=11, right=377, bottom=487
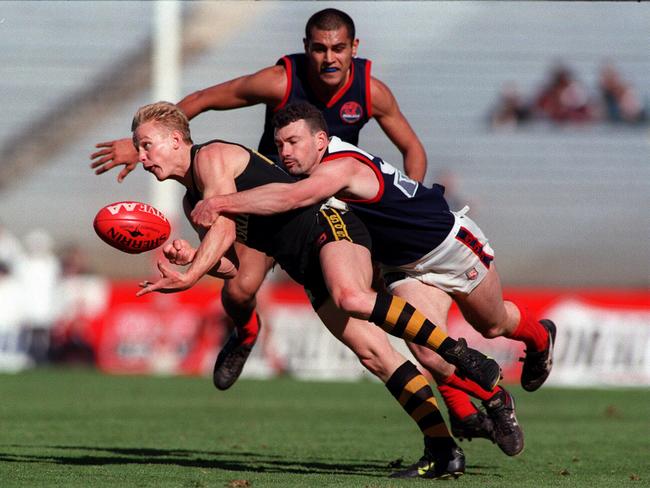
left=1, top=1, right=648, bottom=285
left=1, top=1, right=648, bottom=381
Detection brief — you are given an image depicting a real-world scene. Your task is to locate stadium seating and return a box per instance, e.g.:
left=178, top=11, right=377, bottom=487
left=0, top=2, right=647, bottom=284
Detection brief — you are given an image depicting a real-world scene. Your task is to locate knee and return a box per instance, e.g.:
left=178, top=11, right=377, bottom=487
left=356, top=346, right=399, bottom=381
left=461, top=309, right=507, bottom=339
left=477, top=321, right=505, bottom=339
left=357, top=353, right=386, bottom=379
left=222, top=277, right=259, bottom=307
left=331, top=287, right=373, bottom=318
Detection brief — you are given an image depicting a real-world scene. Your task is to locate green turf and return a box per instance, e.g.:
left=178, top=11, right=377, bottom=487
left=1, top=368, right=648, bottom=487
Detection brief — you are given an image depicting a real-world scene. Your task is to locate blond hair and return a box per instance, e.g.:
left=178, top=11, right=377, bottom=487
left=131, top=101, right=193, bottom=144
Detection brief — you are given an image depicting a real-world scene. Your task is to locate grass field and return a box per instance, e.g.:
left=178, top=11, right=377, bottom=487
left=1, top=368, right=648, bottom=487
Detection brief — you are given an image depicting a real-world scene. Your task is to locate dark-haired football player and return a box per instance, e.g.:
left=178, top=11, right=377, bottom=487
left=128, top=100, right=511, bottom=479
left=191, top=102, right=559, bottom=467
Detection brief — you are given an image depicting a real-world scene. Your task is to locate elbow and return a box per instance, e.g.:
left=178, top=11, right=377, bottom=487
left=179, top=90, right=210, bottom=117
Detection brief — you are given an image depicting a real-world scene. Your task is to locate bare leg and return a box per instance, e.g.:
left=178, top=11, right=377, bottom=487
left=452, top=264, right=519, bottom=339
left=318, top=240, right=501, bottom=392
left=315, top=298, right=464, bottom=478
left=453, top=263, right=554, bottom=392
left=315, top=299, right=405, bottom=381
left=392, top=278, right=524, bottom=455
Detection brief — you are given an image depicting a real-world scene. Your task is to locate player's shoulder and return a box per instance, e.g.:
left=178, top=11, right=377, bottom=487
left=201, top=140, right=248, bottom=158
left=368, top=76, right=399, bottom=116
left=328, top=136, right=374, bottom=159
left=369, top=76, right=394, bottom=100
left=195, top=141, right=248, bottom=172
left=258, top=63, right=289, bottom=79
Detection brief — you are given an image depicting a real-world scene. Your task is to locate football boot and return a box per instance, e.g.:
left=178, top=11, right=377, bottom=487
left=482, top=388, right=524, bottom=456
left=520, top=319, right=557, bottom=392
left=390, top=439, right=465, bottom=479
left=441, top=338, right=502, bottom=392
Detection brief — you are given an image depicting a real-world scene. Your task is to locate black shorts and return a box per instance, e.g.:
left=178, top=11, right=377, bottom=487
left=301, top=208, right=372, bottom=311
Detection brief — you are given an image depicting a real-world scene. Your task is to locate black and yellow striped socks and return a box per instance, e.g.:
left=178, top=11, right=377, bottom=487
left=385, top=360, right=452, bottom=439
left=369, top=290, right=456, bottom=354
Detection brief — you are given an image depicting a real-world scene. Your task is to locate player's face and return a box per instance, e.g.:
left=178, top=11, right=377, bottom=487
left=134, top=122, right=177, bottom=181
left=274, top=120, right=325, bottom=176
left=304, top=26, right=358, bottom=88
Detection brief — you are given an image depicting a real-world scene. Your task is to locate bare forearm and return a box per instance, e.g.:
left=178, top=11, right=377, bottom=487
left=207, top=245, right=239, bottom=279
left=219, top=184, right=308, bottom=215
left=207, top=258, right=238, bottom=279
left=177, top=89, right=246, bottom=120
left=402, top=142, right=428, bottom=182
left=185, top=220, right=236, bottom=282
left=176, top=77, right=259, bottom=119
left=177, top=91, right=208, bottom=120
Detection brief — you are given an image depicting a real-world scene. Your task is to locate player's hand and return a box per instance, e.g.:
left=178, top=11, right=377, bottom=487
left=136, top=261, right=196, bottom=296
left=163, top=239, right=196, bottom=266
left=90, top=138, right=139, bottom=183
left=190, top=199, right=222, bottom=228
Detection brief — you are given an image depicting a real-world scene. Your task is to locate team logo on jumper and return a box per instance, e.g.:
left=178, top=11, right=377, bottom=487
left=340, top=101, right=363, bottom=124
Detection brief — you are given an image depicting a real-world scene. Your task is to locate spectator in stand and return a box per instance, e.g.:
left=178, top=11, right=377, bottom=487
left=598, top=61, right=647, bottom=125
left=0, top=259, right=31, bottom=371
left=49, top=245, right=108, bottom=365
left=533, top=64, right=598, bottom=124
left=0, top=223, right=31, bottom=371
left=489, top=82, right=531, bottom=130
left=0, top=220, right=25, bottom=273
left=16, top=229, right=61, bottom=364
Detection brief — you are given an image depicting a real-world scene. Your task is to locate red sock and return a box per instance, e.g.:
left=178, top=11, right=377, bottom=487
left=437, top=383, right=478, bottom=420
left=508, top=303, right=548, bottom=351
left=443, top=373, right=502, bottom=402
left=237, top=312, right=260, bottom=347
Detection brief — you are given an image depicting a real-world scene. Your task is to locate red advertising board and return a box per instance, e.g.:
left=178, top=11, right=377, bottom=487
left=86, top=281, right=650, bottom=386
left=91, top=281, right=226, bottom=376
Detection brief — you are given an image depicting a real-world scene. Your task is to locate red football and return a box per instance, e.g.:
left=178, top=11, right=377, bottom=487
left=93, top=201, right=171, bottom=254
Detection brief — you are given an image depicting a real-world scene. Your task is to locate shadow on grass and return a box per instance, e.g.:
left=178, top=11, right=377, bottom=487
left=0, top=444, right=390, bottom=477
left=0, top=444, right=501, bottom=478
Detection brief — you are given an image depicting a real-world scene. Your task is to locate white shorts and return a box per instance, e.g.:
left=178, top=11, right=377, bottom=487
left=381, top=207, right=495, bottom=295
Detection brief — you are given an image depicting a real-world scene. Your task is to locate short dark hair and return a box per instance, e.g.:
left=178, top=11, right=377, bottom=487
left=305, top=8, right=355, bottom=42
left=272, top=103, right=329, bottom=136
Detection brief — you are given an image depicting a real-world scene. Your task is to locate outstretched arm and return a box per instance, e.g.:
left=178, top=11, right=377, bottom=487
left=138, top=145, right=241, bottom=295
left=190, top=162, right=354, bottom=228
left=90, top=66, right=287, bottom=182
left=177, top=65, right=286, bottom=117
left=370, top=78, right=428, bottom=182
